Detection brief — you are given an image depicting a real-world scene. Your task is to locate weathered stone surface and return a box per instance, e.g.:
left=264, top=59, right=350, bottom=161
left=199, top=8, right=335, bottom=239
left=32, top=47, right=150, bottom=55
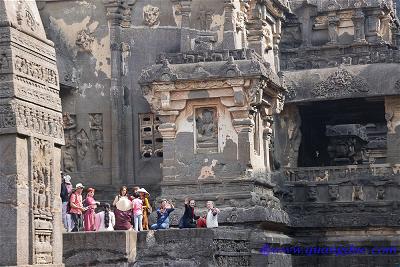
left=0, top=0, right=63, bottom=265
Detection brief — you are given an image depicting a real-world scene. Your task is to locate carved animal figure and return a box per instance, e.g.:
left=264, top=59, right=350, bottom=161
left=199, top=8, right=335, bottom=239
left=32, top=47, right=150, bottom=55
left=315, top=170, right=329, bottom=182
left=198, top=159, right=218, bottom=180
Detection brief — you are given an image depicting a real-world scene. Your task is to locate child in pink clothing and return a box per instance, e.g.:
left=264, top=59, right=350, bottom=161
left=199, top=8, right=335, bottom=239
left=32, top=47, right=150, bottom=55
left=132, top=192, right=143, bottom=231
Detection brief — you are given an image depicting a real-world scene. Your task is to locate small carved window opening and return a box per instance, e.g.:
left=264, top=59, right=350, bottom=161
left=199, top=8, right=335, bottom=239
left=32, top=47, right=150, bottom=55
left=139, top=113, right=163, bottom=159
left=194, top=107, right=219, bottom=154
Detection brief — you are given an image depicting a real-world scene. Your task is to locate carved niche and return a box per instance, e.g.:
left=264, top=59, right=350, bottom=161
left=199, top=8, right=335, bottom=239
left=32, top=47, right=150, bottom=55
left=195, top=107, right=218, bottom=153
left=31, top=138, right=54, bottom=264
left=89, top=113, right=103, bottom=165
left=198, top=7, right=213, bottom=31
left=76, top=29, right=94, bottom=52
left=312, top=67, right=369, bottom=98
left=143, top=5, right=160, bottom=27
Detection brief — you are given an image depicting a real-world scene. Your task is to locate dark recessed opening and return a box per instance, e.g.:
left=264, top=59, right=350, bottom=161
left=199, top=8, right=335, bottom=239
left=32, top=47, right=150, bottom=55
left=143, top=127, right=151, bottom=132
left=156, top=151, right=163, bottom=157
left=143, top=117, right=151, bottom=122
left=143, top=140, right=152, bottom=145
left=298, top=98, right=387, bottom=167
left=143, top=152, right=152, bottom=158
left=155, top=138, right=163, bottom=142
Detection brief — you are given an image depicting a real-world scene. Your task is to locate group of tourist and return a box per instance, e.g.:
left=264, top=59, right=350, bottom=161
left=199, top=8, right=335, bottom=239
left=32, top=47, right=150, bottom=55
left=60, top=173, right=220, bottom=232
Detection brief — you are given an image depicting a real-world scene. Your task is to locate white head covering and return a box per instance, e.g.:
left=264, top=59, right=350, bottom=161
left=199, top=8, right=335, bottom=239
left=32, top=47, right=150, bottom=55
left=116, top=197, right=132, bottom=211
left=63, top=175, right=72, bottom=184
left=137, top=188, right=150, bottom=196
left=75, top=183, right=84, bottom=189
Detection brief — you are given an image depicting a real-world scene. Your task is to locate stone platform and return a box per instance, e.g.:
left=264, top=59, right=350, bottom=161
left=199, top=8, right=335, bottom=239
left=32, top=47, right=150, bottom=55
left=63, top=228, right=292, bottom=267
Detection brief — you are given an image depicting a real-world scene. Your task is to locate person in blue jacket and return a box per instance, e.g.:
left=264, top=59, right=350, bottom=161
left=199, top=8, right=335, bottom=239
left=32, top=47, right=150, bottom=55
left=150, top=199, right=175, bottom=230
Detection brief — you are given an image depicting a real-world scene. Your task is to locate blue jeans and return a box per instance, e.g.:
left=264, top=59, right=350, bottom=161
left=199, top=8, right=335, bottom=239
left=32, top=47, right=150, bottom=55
left=151, top=223, right=169, bottom=230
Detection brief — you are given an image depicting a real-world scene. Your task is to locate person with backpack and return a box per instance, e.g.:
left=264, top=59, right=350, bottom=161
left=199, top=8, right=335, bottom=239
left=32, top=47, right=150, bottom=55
left=150, top=199, right=174, bottom=230
left=60, top=175, right=73, bottom=230
left=69, top=183, right=86, bottom=232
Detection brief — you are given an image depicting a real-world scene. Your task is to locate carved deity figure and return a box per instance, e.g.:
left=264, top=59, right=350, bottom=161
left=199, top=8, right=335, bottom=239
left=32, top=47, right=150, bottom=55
left=121, top=43, right=130, bottom=76
left=376, top=186, right=385, bottom=200
left=196, top=108, right=217, bottom=144
left=63, top=150, right=75, bottom=173
left=307, top=186, right=318, bottom=201
left=93, top=130, right=103, bottom=165
left=63, top=112, right=76, bottom=130
left=352, top=185, right=364, bottom=201
left=76, top=129, right=89, bottom=160
left=328, top=185, right=339, bottom=201
left=143, top=5, right=160, bottom=27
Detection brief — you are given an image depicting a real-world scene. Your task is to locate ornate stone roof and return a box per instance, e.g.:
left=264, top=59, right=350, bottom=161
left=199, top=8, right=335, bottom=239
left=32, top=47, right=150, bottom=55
left=139, top=48, right=282, bottom=89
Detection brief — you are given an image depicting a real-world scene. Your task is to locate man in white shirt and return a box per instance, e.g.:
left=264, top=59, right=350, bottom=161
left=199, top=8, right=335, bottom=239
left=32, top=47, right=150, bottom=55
left=205, top=201, right=220, bottom=228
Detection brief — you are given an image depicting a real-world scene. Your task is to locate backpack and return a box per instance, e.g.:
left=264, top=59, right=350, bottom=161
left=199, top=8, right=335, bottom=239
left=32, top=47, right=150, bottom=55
left=66, top=192, right=76, bottom=214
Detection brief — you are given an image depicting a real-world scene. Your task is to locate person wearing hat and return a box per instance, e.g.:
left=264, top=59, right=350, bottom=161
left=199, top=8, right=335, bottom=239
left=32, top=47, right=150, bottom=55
left=69, top=183, right=87, bottom=232
left=114, top=197, right=133, bottom=230
left=83, top=188, right=100, bottom=231
left=137, top=188, right=152, bottom=230
left=60, top=175, right=73, bottom=230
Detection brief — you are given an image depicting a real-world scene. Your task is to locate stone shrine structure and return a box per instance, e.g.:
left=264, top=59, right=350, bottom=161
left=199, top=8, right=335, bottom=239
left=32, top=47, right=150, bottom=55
left=1, top=0, right=400, bottom=266
left=0, top=0, right=63, bottom=266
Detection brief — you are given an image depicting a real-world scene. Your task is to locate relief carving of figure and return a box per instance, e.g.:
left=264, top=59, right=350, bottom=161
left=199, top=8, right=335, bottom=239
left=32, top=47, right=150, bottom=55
left=121, top=43, right=130, bottom=76
left=376, top=186, right=385, bottom=200
left=307, top=186, right=318, bottom=201
left=93, top=130, right=104, bottom=165
left=76, top=129, right=89, bottom=160
left=76, top=29, right=94, bottom=52
left=63, top=150, right=75, bottom=173
left=63, top=112, right=76, bottom=130
left=352, top=185, right=364, bottom=201
left=328, top=185, right=339, bottom=201
left=143, top=5, right=160, bottom=27
left=196, top=108, right=217, bottom=144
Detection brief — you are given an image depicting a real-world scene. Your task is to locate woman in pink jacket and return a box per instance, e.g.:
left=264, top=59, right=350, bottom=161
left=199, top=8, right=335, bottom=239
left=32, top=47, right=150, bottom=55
left=84, top=188, right=100, bottom=231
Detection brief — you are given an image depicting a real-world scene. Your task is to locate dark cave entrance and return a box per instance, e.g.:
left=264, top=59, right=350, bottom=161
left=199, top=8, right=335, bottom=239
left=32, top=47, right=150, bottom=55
left=298, top=98, right=387, bottom=167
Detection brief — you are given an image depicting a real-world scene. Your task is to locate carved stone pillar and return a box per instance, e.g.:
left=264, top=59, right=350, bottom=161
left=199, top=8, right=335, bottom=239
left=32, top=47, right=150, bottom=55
left=353, top=9, right=367, bottom=43
left=223, top=0, right=237, bottom=49
left=230, top=107, right=255, bottom=170
left=104, top=0, right=133, bottom=185
left=180, top=0, right=192, bottom=52
left=0, top=1, right=63, bottom=265
left=365, top=9, right=384, bottom=43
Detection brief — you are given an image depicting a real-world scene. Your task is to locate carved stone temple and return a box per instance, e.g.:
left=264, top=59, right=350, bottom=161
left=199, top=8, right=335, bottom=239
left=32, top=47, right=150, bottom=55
left=2, top=0, right=400, bottom=266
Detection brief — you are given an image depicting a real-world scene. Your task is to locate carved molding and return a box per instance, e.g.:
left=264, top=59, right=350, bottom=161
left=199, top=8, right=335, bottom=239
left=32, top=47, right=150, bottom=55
left=14, top=55, right=58, bottom=86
